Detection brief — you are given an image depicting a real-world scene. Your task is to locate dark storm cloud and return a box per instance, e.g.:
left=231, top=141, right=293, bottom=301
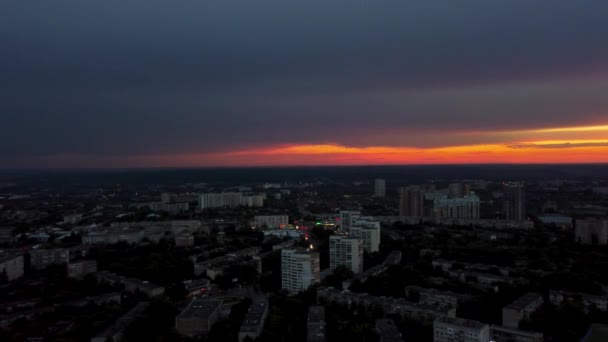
left=1, top=1, right=608, bottom=163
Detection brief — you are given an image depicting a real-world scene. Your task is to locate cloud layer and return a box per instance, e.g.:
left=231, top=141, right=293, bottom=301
left=1, top=1, right=608, bottom=167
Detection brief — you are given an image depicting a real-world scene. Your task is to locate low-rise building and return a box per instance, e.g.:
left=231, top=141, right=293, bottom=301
left=433, top=316, right=489, bottom=342
left=317, top=287, right=455, bottom=322
left=502, top=293, right=544, bottom=328
left=375, top=319, right=403, bottom=342
left=490, top=325, right=544, bottom=342
left=95, top=271, right=165, bottom=297
left=175, top=232, right=194, bottom=247
left=91, top=302, right=150, bottom=342
left=252, top=215, right=289, bottom=229
left=175, top=299, right=223, bottom=336
left=0, top=253, right=24, bottom=281
left=29, top=248, right=70, bottom=270
left=238, top=296, right=269, bottom=342
left=405, top=286, right=471, bottom=309
left=307, top=306, right=326, bottom=342
left=67, top=260, right=98, bottom=278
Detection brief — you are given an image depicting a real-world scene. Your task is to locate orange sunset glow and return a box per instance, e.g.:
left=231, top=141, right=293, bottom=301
left=41, top=123, right=606, bottom=168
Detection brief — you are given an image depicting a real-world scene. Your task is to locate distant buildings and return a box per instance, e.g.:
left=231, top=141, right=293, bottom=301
left=307, top=306, right=326, bottom=342
left=252, top=215, right=289, bottom=229
left=504, top=182, right=526, bottom=221
left=448, top=183, right=470, bottom=199
left=175, top=299, right=223, bottom=336
left=374, top=179, right=386, bottom=198
left=399, top=186, right=424, bottom=217
left=375, top=319, right=403, bottom=342
left=67, top=260, right=98, bottom=278
left=433, top=195, right=480, bottom=220
left=238, top=296, right=269, bottom=342
left=0, top=253, right=24, bottom=281
left=199, top=192, right=264, bottom=209
left=339, top=210, right=361, bottom=231
left=575, top=218, right=608, bottom=245
left=281, top=248, right=320, bottom=294
left=199, top=192, right=243, bottom=209
left=502, top=293, right=543, bottom=328
left=329, top=236, right=364, bottom=274
left=63, top=213, right=83, bottom=225
left=29, top=248, right=70, bottom=270
left=433, top=316, right=489, bottom=342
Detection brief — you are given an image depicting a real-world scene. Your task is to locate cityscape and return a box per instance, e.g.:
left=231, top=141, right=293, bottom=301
left=2, top=1, right=608, bottom=341
left=1, top=166, right=608, bottom=341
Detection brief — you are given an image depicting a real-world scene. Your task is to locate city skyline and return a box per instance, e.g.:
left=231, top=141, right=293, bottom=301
left=2, top=1, right=608, bottom=168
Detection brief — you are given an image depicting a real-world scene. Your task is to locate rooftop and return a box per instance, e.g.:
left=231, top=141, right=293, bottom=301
left=504, top=292, right=543, bottom=311
left=177, top=300, right=223, bottom=320
left=435, top=316, right=487, bottom=330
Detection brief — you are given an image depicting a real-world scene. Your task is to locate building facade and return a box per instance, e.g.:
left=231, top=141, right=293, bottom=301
left=399, top=186, right=425, bottom=217
left=504, top=182, right=526, bottom=221
left=434, top=316, right=490, bottom=342
left=281, top=248, right=320, bottom=294
left=329, top=236, right=364, bottom=274
left=375, top=179, right=386, bottom=198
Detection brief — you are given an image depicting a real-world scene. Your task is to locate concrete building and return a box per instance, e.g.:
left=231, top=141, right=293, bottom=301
left=95, top=271, right=165, bottom=297
left=67, top=260, right=98, bottom=278
left=433, top=316, right=489, bottom=342
left=339, top=210, right=361, bottom=231
left=29, top=248, right=70, bottom=270
left=329, top=236, right=364, bottom=274
left=490, top=325, right=544, bottom=342
left=375, top=319, right=403, bottom=342
left=239, top=296, right=269, bottom=342
left=575, top=218, right=608, bottom=245
left=448, top=183, right=470, bottom=199
left=92, top=302, right=150, bottom=342
left=252, top=215, right=289, bottom=229
left=317, top=287, right=455, bottom=322
left=434, top=195, right=480, bottom=220
left=63, top=213, right=83, bottom=225
left=175, top=299, right=223, bottom=336
left=0, top=254, right=24, bottom=281
left=241, top=194, right=265, bottom=207
left=199, top=192, right=243, bottom=209
left=405, top=286, right=471, bottom=309
left=375, top=179, right=386, bottom=197
left=502, top=293, right=544, bottom=328
left=351, top=217, right=381, bottom=253
left=281, top=248, right=320, bottom=294
left=399, top=186, right=425, bottom=217
left=175, top=232, right=195, bottom=247
left=307, top=306, right=326, bottom=342
left=504, top=182, right=526, bottom=221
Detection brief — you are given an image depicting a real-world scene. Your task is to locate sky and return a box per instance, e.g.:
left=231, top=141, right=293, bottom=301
left=2, top=1, right=608, bottom=168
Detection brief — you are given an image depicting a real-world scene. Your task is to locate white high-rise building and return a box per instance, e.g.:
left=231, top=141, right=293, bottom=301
left=329, top=236, right=364, bottom=274
left=434, top=316, right=489, bottom=342
left=374, top=179, right=386, bottom=198
left=339, top=211, right=361, bottom=231
left=281, top=248, right=320, bottom=294
left=351, top=217, right=381, bottom=253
